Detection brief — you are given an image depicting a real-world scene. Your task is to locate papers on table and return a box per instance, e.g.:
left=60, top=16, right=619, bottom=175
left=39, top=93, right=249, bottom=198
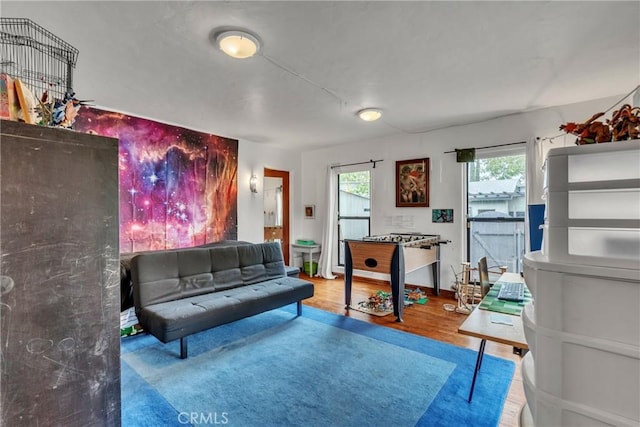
left=490, top=314, right=514, bottom=326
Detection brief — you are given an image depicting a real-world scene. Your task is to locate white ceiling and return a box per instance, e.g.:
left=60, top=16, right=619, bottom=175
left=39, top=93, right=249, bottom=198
left=3, top=1, right=640, bottom=150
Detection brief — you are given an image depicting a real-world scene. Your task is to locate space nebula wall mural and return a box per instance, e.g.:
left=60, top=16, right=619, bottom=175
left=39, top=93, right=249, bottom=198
left=74, top=107, right=238, bottom=253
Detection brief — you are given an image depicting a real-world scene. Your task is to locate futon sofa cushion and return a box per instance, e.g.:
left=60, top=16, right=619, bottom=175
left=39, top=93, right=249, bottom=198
left=120, top=240, right=300, bottom=311
left=130, top=241, right=314, bottom=356
left=132, top=243, right=288, bottom=308
left=140, top=276, right=313, bottom=342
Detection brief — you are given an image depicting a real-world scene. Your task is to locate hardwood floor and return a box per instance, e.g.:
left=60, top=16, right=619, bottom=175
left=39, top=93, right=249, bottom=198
left=302, top=275, right=525, bottom=427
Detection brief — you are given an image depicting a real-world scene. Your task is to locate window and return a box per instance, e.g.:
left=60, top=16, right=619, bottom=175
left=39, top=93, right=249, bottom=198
left=467, top=151, right=526, bottom=273
left=337, top=170, right=371, bottom=265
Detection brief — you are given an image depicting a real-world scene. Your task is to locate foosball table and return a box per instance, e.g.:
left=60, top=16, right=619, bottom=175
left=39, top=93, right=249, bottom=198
left=344, top=233, right=447, bottom=322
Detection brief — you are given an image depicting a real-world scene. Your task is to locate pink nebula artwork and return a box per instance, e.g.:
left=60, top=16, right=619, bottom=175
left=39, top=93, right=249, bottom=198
left=74, top=107, right=238, bottom=253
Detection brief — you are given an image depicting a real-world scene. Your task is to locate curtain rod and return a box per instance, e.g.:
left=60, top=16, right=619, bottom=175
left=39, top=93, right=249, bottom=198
left=444, top=140, right=526, bottom=154
left=330, top=159, right=384, bottom=169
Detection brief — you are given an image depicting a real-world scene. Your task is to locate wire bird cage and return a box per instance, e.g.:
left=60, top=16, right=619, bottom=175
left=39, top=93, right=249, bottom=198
left=0, top=18, right=79, bottom=100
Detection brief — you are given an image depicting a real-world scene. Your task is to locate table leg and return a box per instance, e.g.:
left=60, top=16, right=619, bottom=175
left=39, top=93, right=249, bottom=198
left=305, top=250, right=310, bottom=276
left=309, top=249, right=313, bottom=276
left=344, top=243, right=353, bottom=309
left=468, top=338, right=487, bottom=403
left=390, top=245, right=405, bottom=322
left=433, top=245, right=441, bottom=295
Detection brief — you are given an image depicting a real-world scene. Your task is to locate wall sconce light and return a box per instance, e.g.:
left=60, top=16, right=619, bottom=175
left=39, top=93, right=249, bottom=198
left=249, top=174, right=258, bottom=193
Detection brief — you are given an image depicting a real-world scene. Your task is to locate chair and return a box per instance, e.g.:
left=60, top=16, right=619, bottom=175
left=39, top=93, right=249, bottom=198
left=478, top=256, right=491, bottom=298
left=452, top=262, right=481, bottom=314
left=452, top=258, right=508, bottom=314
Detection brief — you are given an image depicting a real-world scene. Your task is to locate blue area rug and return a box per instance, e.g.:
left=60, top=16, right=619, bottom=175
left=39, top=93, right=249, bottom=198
left=121, top=305, right=514, bottom=427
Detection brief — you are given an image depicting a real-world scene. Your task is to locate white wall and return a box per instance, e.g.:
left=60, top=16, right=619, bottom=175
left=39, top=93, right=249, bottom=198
left=296, top=95, right=624, bottom=290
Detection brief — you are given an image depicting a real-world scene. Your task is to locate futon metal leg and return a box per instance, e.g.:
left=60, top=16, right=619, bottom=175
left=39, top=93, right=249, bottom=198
left=468, top=339, right=486, bottom=402
left=297, top=300, right=302, bottom=316
left=180, top=337, right=188, bottom=359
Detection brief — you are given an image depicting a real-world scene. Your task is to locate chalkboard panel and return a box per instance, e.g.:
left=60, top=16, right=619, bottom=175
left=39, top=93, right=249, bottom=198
left=1, top=120, right=120, bottom=426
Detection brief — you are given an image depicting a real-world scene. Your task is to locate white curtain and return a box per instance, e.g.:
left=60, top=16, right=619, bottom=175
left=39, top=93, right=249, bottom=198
left=318, top=165, right=337, bottom=279
left=527, top=137, right=547, bottom=205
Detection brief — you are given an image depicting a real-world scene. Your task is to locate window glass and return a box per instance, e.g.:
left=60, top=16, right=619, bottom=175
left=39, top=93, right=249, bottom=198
left=337, top=170, right=370, bottom=266
left=467, top=152, right=526, bottom=273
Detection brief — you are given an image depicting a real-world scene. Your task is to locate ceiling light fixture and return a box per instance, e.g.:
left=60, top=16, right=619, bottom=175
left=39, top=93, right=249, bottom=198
left=216, top=30, right=261, bottom=59
left=357, top=108, right=382, bottom=122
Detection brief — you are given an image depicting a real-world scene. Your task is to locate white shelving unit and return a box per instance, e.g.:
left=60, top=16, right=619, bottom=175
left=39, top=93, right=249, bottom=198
left=540, top=139, right=640, bottom=269
left=523, top=140, right=640, bottom=427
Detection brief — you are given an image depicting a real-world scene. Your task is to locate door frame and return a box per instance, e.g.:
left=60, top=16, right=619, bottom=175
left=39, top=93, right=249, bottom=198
left=336, top=169, right=371, bottom=266
left=264, top=168, right=290, bottom=264
left=464, top=149, right=527, bottom=272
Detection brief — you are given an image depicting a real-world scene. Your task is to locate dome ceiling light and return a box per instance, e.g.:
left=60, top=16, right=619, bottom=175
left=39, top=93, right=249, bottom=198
left=216, top=30, right=260, bottom=59
left=357, top=108, right=382, bottom=122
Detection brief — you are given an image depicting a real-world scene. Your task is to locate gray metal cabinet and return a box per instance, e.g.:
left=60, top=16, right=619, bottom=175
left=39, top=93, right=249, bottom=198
left=1, top=120, right=120, bottom=426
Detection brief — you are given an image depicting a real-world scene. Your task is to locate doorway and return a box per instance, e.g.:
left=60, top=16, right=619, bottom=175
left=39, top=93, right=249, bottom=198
left=337, top=169, right=371, bottom=266
left=263, top=168, right=290, bottom=264
left=466, top=150, right=526, bottom=273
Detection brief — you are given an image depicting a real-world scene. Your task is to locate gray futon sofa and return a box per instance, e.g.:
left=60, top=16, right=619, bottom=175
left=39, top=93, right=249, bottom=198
left=130, top=242, right=314, bottom=358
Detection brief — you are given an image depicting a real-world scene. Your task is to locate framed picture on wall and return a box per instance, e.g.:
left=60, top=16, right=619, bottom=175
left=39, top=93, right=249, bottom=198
left=432, top=209, right=454, bottom=223
left=304, top=205, right=315, bottom=218
left=396, top=158, right=429, bottom=207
